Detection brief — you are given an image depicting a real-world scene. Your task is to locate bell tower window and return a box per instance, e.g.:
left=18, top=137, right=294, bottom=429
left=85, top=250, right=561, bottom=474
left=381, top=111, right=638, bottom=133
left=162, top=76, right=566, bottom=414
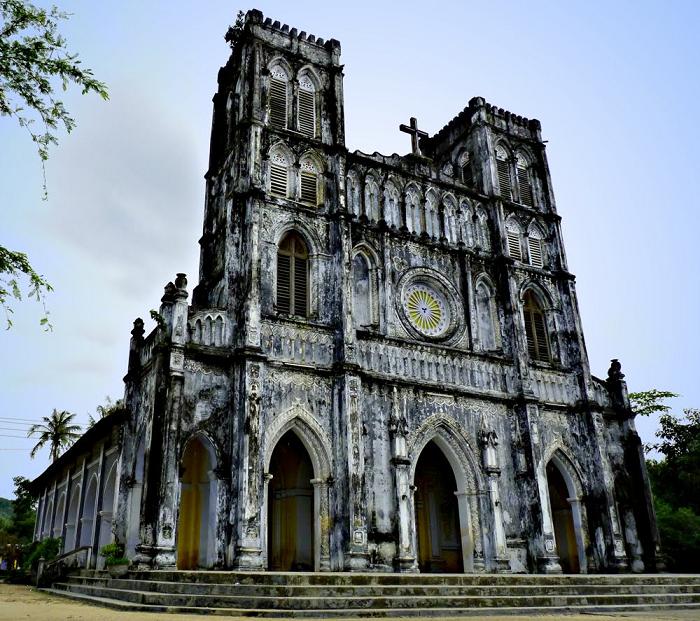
left=268, top=66, right=289, bottom=129
left=298, top=74, right=317, bottom=138
left=523, top=290, right=550, bottom=362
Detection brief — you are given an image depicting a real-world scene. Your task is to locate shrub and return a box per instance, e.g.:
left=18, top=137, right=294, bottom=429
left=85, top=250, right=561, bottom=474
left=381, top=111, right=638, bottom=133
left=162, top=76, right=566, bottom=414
left=22, top=537, right=60, bottom=572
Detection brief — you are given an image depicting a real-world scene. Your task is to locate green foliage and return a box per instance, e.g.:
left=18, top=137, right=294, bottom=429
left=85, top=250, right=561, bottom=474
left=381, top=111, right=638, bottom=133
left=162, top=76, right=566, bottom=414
left=224, top=10, right=245, bottom=49
left=100, top=541, right=128, bottom=566
left=149, top=309, right=167, bottom=331
left=9, top=476, right=36, bottom=542
left=88, top=395, right=126, bottom=428
left=653, top=498, right=700, bottom=572
left=1, top=0, right=109, bottom=329
left=640, top=394, right=700, bottom=570
left=0, top=496, right=12, bottom=520
left=629, top=389, right=679, bottom=417
left=0, top=246, right=52, bottom=330
left=0, top=0, right=109, bottom=181
left=22, top=536, right=59, bottom=571
left=27, top=408, right=81, bottom=462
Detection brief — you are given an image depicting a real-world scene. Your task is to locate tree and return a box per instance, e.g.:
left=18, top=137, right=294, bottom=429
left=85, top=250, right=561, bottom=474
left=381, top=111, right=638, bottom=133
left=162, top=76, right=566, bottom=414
left=8, top=476, right=35, bottom=542
left=1, top=0, right=108, bottom=328
left=631, top=389, right=700, bottom=571
left=88, top=395, right=125, bottom=428
left=27, top=408, right=81, bottom=462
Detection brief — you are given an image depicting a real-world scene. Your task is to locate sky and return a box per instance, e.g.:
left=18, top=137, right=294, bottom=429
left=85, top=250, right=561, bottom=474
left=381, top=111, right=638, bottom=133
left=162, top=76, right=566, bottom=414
left=1, top=0, right=699, bottom=498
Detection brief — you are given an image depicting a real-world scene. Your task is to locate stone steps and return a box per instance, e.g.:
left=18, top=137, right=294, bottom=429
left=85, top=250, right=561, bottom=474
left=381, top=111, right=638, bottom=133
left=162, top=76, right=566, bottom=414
left=47, top=570, right=700, bottom=617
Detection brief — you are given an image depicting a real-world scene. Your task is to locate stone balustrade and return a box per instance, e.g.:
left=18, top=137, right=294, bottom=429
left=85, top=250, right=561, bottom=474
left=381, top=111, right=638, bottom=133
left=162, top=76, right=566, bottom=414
left=188, top=311, right=230, bottom=347
left=530, top=368, right=581, bottom=405
left=261, top=321, right=334, bottom=366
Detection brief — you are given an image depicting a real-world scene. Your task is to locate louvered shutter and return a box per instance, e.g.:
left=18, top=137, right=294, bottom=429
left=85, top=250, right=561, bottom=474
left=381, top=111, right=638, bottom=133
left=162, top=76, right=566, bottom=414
left=293, top=256, right=308, bottom=316
left=507, top=230, right=522, bottom=260
left=300, top=171, right=317, bottom=204
left=277, top=254, right=291, bottom=314
left=269, top=78, right=287, bottom=129
left=532, top=313, right=549, bottom=361
left=497, top=159, right=512, bottom=199
left=270, top=163, right=288, bottom=197
left=518, top=168, right=533, bottom=206
left=528, top=237, right=544, bottom=268
left=298, top=89, right=316, bottom=137
left=525, top=313, right=537, bottom=359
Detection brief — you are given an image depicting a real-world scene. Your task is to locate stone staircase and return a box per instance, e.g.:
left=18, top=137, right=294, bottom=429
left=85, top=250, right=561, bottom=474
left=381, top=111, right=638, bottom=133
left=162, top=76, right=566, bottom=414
left=47, top=570, right=700, bottom=617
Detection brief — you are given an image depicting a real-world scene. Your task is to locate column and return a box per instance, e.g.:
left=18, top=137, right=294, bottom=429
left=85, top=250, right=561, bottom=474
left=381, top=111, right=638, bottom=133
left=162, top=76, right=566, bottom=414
left=89, top=445, right=107, bottom=567
left=345, top=375, right=368, bottom=570
left=311, top=478, right=331, bottom=571
left=479, top=429, right=509, bottom=572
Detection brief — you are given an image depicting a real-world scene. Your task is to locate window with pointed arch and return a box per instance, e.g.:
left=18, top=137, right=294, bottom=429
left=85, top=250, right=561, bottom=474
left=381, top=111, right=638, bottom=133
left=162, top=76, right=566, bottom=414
left=475, top=279, right=500, bottom=351
left=364, top=175, right=381, bottom=222
left=268, top=147, right=291, bottom=198
left=277, top=232, right=309, bottom=317
left=346, top=171, right=361, bottom=218
left=505, top=218, right=522, bottom=260
left=527, top=224, right=545, bottom=268
left=298, top=73, right=318, bottom=138
left=523, top=290, right=550, bottom=362
left=516, top=152, right=535, bottom=207
left=268, top=65, right=290, bottom=129
left=495, top=144, right=512, bottom=199
left=299, top=156, right=322, bottom=205
left=384, top=181, right=401, bottom=229
left=352, top=250, right=379, bottom=329
left=459, top=151, right=474, bottom=187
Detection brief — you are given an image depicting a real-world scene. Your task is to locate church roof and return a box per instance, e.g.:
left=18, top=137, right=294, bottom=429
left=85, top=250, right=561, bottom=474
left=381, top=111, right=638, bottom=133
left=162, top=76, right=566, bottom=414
left=29, top=408, right=127, bottom=494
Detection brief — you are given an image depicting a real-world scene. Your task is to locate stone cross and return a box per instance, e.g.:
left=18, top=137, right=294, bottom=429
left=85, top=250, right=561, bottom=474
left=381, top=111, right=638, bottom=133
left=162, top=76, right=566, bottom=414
left=399, top=117, right=428, bottom=156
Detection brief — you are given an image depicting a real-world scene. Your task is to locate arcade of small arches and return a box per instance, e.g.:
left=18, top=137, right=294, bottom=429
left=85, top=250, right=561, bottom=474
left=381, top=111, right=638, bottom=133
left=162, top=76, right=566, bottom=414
left=33, top=455, right=119, bottom=568
left=345, top=170, right=492, bottom=249
left=170, top=415, right=590, bottom=574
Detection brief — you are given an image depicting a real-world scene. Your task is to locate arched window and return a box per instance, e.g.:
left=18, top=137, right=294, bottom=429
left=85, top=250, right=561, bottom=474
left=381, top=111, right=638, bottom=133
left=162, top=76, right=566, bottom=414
left=505, top=218, right=522, bottom=260
left=277, top=232, right=309, bottom=317
left=477, top=209, right=491, bottom=251
left=527, top=223, right=545, bottom=268
left=268, top=147, right=291, bottom=198
left=425, top=191, right=439, bottom=239
left=384, top=181, right=400, bottom=229
left=268, top=65, right=289, bottom=129
left=475, top=279, right=500, bottom=351
left=364, top=175, right=380, bottom=222
left=495, top=145, right=512, bottom=199
left=516, top=152, right=534, bottom=206
left=523, top=290, right=550, bottom=362
left=299, top=155, right=322, bottom=205
left=406, top=187, right=421, bottom=235
left=352, top=251, right=379, bottom=329
left=443, top=195, right=457, bottom=244
left=298, top=73, right=317, bottom=137
left=346, top=171, right=361, bottom=217
left=459, top=151, right=474, bottom=187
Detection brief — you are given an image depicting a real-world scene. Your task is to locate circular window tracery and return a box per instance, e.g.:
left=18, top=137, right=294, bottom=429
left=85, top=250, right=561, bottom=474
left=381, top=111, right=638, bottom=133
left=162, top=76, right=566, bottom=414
left=403, top=284, right=449, bottom=337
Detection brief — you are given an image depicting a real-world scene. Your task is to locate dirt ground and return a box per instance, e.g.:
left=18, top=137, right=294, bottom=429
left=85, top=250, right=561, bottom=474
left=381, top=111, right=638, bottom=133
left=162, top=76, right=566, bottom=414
left=0, top=583, right=698, bottom=621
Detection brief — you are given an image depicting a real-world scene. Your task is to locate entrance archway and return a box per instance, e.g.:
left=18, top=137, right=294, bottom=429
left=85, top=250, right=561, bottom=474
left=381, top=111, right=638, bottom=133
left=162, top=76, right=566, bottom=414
left=414, top=441, right=463, bottom=573
left=268, top=430, right=314, bottom=571
left=547, top=460, right=580, bottom=573
left=177, top=436, right=217, bottom=569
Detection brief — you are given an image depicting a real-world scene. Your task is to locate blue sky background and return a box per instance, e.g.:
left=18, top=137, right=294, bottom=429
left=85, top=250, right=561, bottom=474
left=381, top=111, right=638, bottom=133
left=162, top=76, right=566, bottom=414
left=1, top=1, right=699, bottom=497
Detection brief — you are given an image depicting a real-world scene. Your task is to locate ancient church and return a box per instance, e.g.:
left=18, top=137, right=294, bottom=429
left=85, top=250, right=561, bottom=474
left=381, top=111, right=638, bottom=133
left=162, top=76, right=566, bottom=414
left=31, top=9, right=662, bottom=576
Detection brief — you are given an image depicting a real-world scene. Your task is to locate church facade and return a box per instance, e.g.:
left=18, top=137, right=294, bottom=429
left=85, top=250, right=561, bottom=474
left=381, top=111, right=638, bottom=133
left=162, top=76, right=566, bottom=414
left=32, top=10, right=662, bottom=575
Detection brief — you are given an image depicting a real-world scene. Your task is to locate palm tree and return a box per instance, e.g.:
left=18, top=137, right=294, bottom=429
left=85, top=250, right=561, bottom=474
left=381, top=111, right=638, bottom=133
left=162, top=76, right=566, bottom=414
left=27, top=409, right=82, bottom=462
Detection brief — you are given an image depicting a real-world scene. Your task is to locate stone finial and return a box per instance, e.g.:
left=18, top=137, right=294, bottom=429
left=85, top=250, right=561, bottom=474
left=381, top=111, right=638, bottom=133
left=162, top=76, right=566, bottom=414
left=161, top=281, right=176, bottom=303
left=175, top=273, right=188, bottom=290
left=607, top=358, right=625, bottom=382
left=131, top=318, right=145, bottom=339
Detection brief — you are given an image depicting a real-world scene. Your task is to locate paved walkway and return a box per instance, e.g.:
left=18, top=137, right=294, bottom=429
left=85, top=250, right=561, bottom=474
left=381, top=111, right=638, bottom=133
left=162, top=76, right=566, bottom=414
left=1, top=583, right=698, bottom=621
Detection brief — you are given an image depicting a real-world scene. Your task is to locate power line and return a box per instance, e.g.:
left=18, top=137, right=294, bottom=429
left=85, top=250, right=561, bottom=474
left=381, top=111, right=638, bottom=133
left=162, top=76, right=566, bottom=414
left=0, top=448, right=30, bottom=451
left=0, top=428, right=32, bottom=433
left=0, top=416, right=45, bottom=423
left=0, top=434, right=34, bottom=439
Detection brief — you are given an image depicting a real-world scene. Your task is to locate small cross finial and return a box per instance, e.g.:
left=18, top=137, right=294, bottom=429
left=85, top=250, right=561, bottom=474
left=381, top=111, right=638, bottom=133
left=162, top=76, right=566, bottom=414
left=399, top=117, right=428, bottom=156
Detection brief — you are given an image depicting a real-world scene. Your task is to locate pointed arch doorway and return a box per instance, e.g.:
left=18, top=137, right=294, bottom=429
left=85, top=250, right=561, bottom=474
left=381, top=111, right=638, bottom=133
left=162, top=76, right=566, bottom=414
left=546, top=460, right=581, bottom=573
left=414, top=441, right=464, bottom=573
left=177, top=436, right=218, bottom=569
left=267, top=430, right=314, bottom=571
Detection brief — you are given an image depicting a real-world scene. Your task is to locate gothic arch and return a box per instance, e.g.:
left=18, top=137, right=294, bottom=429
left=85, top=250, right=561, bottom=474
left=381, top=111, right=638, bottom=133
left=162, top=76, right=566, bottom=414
left=383, top=178, right=402, bottom=228
left=364, top=172, right=381, bottom=222
left=180, top=431, right=221, bottom=472
left=519, top=280, right=554, bottom=310
left=346, top=169, right=361, bottom=217
left=404, top=183, right=423, bottom=235
left=539, top=445, right=589, bottom=573
left=267, top=56, right=293, bottom=78
left=296, top=64, right=322, bottom=88
left=263, top=403, right=333, bottom=571
left=271, top=220, right=322, bottom=257
left=495, top=141, right=512, bottom=160
left=515, top=147, right=534, bottom=166
left=351, top=242, right=381, bottom=328
left=263, top=404, right=332, bottom=479
left=408, top=414, right=485, bottom=572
